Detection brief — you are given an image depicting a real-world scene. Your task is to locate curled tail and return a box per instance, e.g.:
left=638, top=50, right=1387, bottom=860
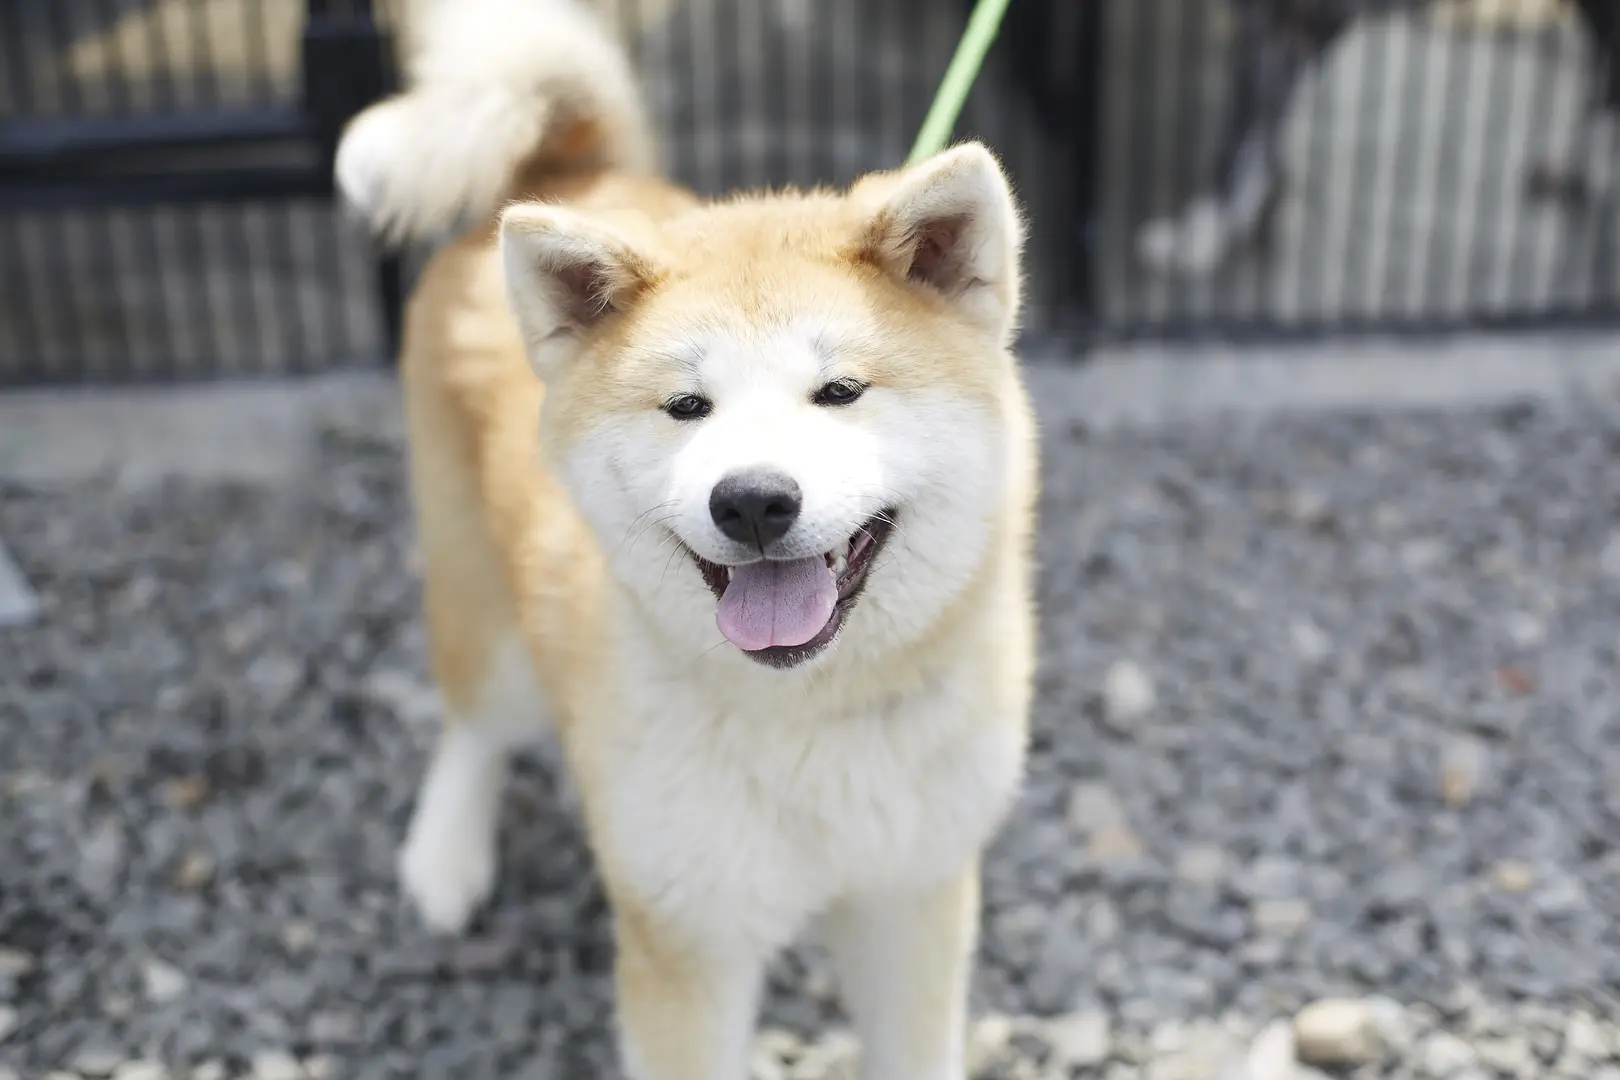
left=334, top=0, right=657, bottom=247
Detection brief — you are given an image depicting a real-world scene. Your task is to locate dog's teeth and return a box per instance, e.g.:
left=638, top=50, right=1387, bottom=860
left=725, top=566, right=734, bottom=582
left=832, top=553, right=847, bottom=576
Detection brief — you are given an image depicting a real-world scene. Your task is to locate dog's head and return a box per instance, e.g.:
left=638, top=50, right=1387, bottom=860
left=499, top=143, right=1031, bottom=671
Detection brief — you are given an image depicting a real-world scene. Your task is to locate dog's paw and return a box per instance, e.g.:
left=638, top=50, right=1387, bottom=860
left=397, top=817, right=498, bottom=935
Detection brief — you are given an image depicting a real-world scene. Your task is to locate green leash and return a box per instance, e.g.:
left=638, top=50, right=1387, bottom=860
left=906, top=0, right=1015, bottom=165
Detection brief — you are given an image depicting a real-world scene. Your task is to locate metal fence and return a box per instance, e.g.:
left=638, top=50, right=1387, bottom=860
left=1, top=1, right=1618, bottom=385
left=1101, top=0, right=1620, bottom=341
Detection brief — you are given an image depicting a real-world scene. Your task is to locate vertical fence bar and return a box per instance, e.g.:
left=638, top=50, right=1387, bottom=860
left=2, top=6, right=39, bottom=116
left=799, top=0, right=825, bottom=185
left=1068, top=0, right=1107, bottom=338
left=827, top=0, right=853, bottom=186
left=1340, top=12, right=1389, bottom=322
left=1127, top=0, right=1158, bottom=327
left=1487, top=11, right=1536, bottom=315
left=1418, top=9, right=1474, bottom=320
left=45, top=2, right=85, bottom=115
left=715, top=0, right=744, bottom=190
left=1171, top=0, right=1208, bottom=323
left=0, top=218, right=44, bottom=380
left=764, top=0, right=790, bottom=187
left=88, top=0, right=147, bottom=377
left=187, top=0, right=220, bottom=109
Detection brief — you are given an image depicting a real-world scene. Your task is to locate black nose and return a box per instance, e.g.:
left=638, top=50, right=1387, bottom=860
left=709, top=468, right=802, bottom=549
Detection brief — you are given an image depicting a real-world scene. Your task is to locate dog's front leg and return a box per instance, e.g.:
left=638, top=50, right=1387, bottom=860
left=825, top=863, right=981, bottom=1080
left=613, top=900, right=764, bottom=1080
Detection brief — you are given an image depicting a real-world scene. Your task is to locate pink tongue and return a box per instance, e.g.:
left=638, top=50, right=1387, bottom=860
left=715, top=557, right=838, bottom=651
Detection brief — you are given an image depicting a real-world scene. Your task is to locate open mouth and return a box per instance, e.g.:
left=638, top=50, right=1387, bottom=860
left=689, top=513, right=895, bottom=669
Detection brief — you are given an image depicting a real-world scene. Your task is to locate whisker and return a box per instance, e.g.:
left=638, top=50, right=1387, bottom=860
left=617, top=500, right=678, bottom=555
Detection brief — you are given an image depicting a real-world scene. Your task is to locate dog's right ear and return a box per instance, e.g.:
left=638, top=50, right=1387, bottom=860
left=499, top=203, right=664, bottom=376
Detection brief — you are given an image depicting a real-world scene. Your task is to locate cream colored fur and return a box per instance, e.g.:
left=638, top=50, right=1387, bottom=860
left=335, top=0, right=658, bottom=247
left=336, top=3, right=1040, bottom=1078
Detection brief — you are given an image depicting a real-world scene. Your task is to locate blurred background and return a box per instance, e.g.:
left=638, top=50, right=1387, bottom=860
left=2, top=1, right=1620, bottom=1078
left=4, top=0, right=1618, bottom=382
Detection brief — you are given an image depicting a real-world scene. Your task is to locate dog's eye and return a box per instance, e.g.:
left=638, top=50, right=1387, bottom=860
left=664, top=394, right=712, bottom=420
left=812, top=379, right=866, bottom=407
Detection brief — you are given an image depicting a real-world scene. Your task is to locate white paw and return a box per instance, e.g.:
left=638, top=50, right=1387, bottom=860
left=398, top=812, right=498, bottom=935
left=396, top=725, right=508, bottom=935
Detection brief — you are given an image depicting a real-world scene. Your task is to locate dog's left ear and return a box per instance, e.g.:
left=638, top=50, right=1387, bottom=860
left=854, top=142, right=1025, bottom=342
left=499, top=203, right=666, bottom=378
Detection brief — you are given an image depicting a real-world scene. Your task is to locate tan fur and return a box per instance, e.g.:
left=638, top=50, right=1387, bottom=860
left=350, top=4, right=1038, bottom=1075
left=403, top=171, right=699, bottom=719
left=401, top=167, right=1037, bottom=1080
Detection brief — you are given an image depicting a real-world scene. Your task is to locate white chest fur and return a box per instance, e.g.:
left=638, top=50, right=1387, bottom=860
left=591, top=648, right=1027, bottom=953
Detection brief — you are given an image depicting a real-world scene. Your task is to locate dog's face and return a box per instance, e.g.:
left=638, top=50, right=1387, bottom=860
left=501, top=144, right=1027, bottom=671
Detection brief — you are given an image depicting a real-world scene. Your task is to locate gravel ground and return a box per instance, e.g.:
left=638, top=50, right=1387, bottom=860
left=3, top=391, right=1620, bottom=1079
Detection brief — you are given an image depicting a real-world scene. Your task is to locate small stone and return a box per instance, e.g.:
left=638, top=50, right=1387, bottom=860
left=752, top=1026, right=803, bottom=1080
left=1494, top=666, right=1536, bottom=697
left=77, top=819, right=127, bottom=898
left=1601, top=532, right=1620, bottom=579
left=190, top=1063, right=227, bottom=1080
left=301, top=1058, right=336, bottom=1080
left=221, top=614, right=265, bottom=655
left=1290, top=618, right=1332, bottom=663
left=73, top=1051, right=125, bottom=1078
left=0, top=535, right=40, bottom=628
left=1244, top=1020, right=1298, bottom=1080
left=250, top=1051, right=305, bottom=1080
left=1175, top=845, right=1227, bottom=888
left=172, top=849, right=215, bottom=891
left=1401, top=538, right=1448, bottom=572
left=1564, top=1012, right=1607, bottom=1060
left=1503, top=612, right=1546, bottom=648
left=113, top=1064, right=169, bottom=1080
left=1252, top=899, right=1312, bottom=937
left=307, top=1009, right=361, bottom=1045
left=450, top=931, right=519, bottom=974
left=0, top=1068, right=16, bottom=1080
left=1491, top=860, right=1535, bottom=893
left=1293, top=997, right=1399, bottom=1067
left=142, top=958, right=188, bottom=1003
left=1286, top=489, right=1333, bottom=528
left=1239, top=857, right=1302, bottom=901
left=1067, top=781, right=1128, bottom=833
left=1474, top=1034, right=1535, bottom=1075
left=1101, top=660, right=1156, bottom=727
left=0, top=947, right=37, bottom=978
left=1534, top=874, right=1586, bottom=916
left=1044, top=1009, right=1112, bottom=1067
left=1440, top=735, right=1489, bottom=808
left=245, top=653, right=306, bottom=703
left=1418, top=1031, right=1477, bottom=1075
left=0, top=1005, right=15, bottom=1042
left=1088, top=823, right=1145, bottom=864
left=802, top=963, right=837, bottom=1005
left=789, top=1029, right=858, bottom=1080
left=362, top=667, right=440, bottom=728
left=280, top=920, right=317, bottom=953
left=967, top=1013, right=1017, bottom=1074
left=162, top=774, right=211, bottom=811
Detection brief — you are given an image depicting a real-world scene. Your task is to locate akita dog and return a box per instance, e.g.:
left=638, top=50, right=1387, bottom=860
left=335, top=1, right=1039, bottom=1076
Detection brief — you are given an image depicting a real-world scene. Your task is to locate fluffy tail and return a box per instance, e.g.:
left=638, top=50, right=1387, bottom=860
left=334, top=0, right=657, bottom=247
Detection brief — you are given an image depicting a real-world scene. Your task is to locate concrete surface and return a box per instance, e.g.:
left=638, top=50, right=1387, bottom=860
left=2, top=333, right=1618, bottom=488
